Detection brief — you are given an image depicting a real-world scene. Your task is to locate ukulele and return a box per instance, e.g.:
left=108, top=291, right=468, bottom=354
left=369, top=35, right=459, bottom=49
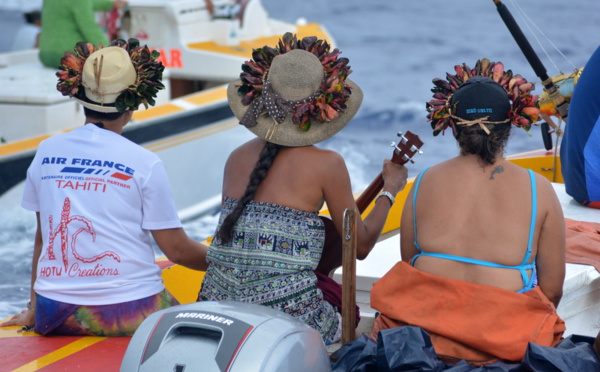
left=315, top=130, right=424, bottom=276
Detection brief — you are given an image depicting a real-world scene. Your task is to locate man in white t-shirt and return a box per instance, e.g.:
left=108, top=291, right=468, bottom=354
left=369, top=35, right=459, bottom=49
left=12, top=10, right=41, bottom=50
left=1, top=39, right=208, bottom=336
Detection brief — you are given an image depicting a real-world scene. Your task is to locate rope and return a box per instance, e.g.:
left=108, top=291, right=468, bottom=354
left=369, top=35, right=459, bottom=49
left=508, top=0, right=578, bottom=74
left=451, top=115, right=510, bottom=135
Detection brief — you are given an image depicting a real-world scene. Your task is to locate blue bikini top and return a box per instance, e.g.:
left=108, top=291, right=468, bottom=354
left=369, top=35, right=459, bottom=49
left=410, top=168, right=538, bottom=293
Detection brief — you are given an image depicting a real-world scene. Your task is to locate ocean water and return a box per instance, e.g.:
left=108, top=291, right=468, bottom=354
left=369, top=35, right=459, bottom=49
left=1, top=0, right=599, bottom=320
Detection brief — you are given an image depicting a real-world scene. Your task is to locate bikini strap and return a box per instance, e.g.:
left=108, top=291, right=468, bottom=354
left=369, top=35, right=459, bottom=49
left=520, top=171, right=537, bottom=266
left=517, top=169, right=537, bottom=285
left=410, top=168, right=429, bottom=266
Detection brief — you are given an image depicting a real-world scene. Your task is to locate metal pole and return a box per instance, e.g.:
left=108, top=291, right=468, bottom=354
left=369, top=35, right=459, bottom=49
left=341, top=208, right=357, bottom=345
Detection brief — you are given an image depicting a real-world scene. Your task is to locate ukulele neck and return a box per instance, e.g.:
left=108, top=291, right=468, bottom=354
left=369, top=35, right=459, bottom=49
left=353, top=130, right=423, bottom=213
left=355, top=173, right=384, bottom=212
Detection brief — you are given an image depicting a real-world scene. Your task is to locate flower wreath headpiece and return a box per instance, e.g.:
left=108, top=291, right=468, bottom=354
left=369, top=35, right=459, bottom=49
left=237, top=32, right=353, bottom=131
left=56, top=38, right=165, bottom=113
left=426, top=58, right=541, bottom=136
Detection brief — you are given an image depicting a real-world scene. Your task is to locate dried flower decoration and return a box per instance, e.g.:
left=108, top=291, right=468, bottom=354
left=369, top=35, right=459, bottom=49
left=56, top=38, right=165, bottom=113
left=426, top=58, right=541, bottom=136
left=237, top=32, right=353, bottom=131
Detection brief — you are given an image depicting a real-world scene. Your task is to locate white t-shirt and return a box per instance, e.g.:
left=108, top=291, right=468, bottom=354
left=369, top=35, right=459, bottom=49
left=11, top=23, right=39, bottom=50
left=22, top=124, right=182, bottom=305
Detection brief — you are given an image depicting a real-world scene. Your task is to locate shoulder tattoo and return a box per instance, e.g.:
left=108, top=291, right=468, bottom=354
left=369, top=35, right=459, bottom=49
left=490, top=165, right=504, bottom=180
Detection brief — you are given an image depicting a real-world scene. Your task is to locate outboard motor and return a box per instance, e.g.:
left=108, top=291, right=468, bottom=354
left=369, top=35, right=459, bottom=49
left=120, top=301, right=331, bottom=372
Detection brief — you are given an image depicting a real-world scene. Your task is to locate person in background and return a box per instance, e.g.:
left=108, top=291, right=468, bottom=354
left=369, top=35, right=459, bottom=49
left=24, top=10, right=42, bottom=28
left=0, top=9, right=41, bottom=52
left=39, top=0, right=128, bottom=68
left=0, top=39, right=208, bottom=336
left=14, top=10, right=41, bottom=49
left=560, top=45, right=600, bottom=209
left=198, top=33, right=408, bottom=345
left=370, top=67, right=566, bottom=364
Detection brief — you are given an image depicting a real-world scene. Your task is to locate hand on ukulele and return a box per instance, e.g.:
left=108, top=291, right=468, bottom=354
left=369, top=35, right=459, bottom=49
left=382, top=159, right=408, bottom=197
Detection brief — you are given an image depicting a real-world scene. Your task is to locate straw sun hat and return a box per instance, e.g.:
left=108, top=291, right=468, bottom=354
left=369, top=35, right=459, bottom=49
left=227, top=36, right=363, bottom=147
left=56, top=39, right=165, bottom=114
left=77, top=47, right=137, bottom=113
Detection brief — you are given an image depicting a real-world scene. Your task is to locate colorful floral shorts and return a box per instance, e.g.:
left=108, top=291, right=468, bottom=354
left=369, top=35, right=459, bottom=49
left=35, top=289, right=178, bottom=336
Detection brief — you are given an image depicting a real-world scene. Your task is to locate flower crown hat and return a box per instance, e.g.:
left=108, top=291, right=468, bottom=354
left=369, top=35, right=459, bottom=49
left=426, top=58, right=541, bottom=137
left=56, top=38, right=165, bottom=113
left=227, top=32, right=363, bottom=147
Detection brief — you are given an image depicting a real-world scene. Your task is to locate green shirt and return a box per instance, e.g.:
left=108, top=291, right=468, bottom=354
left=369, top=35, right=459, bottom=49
left=39, top=0, right=113, bottom=68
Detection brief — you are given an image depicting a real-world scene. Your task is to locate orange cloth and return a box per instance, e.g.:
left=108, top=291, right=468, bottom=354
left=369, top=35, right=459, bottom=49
left=370, top=261, right=565, bottom=364
left=583, top=201, right=600, bottom=209
left=565, top=218, right=600, bottom=271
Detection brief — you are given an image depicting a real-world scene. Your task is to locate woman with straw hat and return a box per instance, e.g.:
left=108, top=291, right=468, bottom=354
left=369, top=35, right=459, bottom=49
left=198, top=33, right=408, bottom=344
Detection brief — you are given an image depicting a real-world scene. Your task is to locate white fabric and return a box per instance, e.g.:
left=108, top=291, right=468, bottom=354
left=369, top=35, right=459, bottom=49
left=11, top=23, right=39, bottom=50
left=0, top=10, right=39, bottom=52
left=22, top=124, right=182, bottom=305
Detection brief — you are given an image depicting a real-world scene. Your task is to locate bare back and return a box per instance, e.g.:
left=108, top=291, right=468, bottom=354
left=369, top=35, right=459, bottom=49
left=400, top=154, right=565, bottom=305
left=222, top=138, right=345, bottom=213
left=222, top=137, right=408, bottom=260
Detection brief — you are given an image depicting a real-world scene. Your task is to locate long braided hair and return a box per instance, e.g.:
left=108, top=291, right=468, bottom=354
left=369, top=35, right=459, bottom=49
left=215, top=141, right=282, bottom=244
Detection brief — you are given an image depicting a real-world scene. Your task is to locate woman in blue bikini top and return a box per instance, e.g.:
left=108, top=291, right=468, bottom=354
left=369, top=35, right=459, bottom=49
left=410, top=167, right=539, bottom=293
left=401, top=75, right=566, bottom=306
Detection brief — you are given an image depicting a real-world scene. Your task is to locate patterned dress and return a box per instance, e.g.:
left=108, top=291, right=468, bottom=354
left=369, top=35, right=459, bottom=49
left=199, top=197, right=339, bottom=342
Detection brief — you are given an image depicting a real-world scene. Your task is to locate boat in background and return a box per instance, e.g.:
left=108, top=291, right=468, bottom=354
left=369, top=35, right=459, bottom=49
left=0, top=0, right=334, bottom=220
left=124, top=0, right=326, bottom=82
left=2, top=151, right=599, bottom=371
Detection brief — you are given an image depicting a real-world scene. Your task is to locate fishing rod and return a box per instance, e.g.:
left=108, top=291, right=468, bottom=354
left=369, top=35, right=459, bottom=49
left=492, top=0, right=569, bottom=122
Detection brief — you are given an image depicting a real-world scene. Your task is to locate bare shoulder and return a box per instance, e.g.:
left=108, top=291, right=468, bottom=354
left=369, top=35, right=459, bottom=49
left=416, top=159, right=455, bottom=178
left=285, top=146, right=346, bottom=168
left=532, top=172, right=559, bottom=198
left=532, top=171, right=553, bottom=187
left=532, top=172, right=563, bottom=211
left=317, top=147, right=345, bottom=165
left=294, top=145, right=342, bottom=158
left=225, top=138, right=262, bottom=168
left=229, top=138, right=262, bottom=157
